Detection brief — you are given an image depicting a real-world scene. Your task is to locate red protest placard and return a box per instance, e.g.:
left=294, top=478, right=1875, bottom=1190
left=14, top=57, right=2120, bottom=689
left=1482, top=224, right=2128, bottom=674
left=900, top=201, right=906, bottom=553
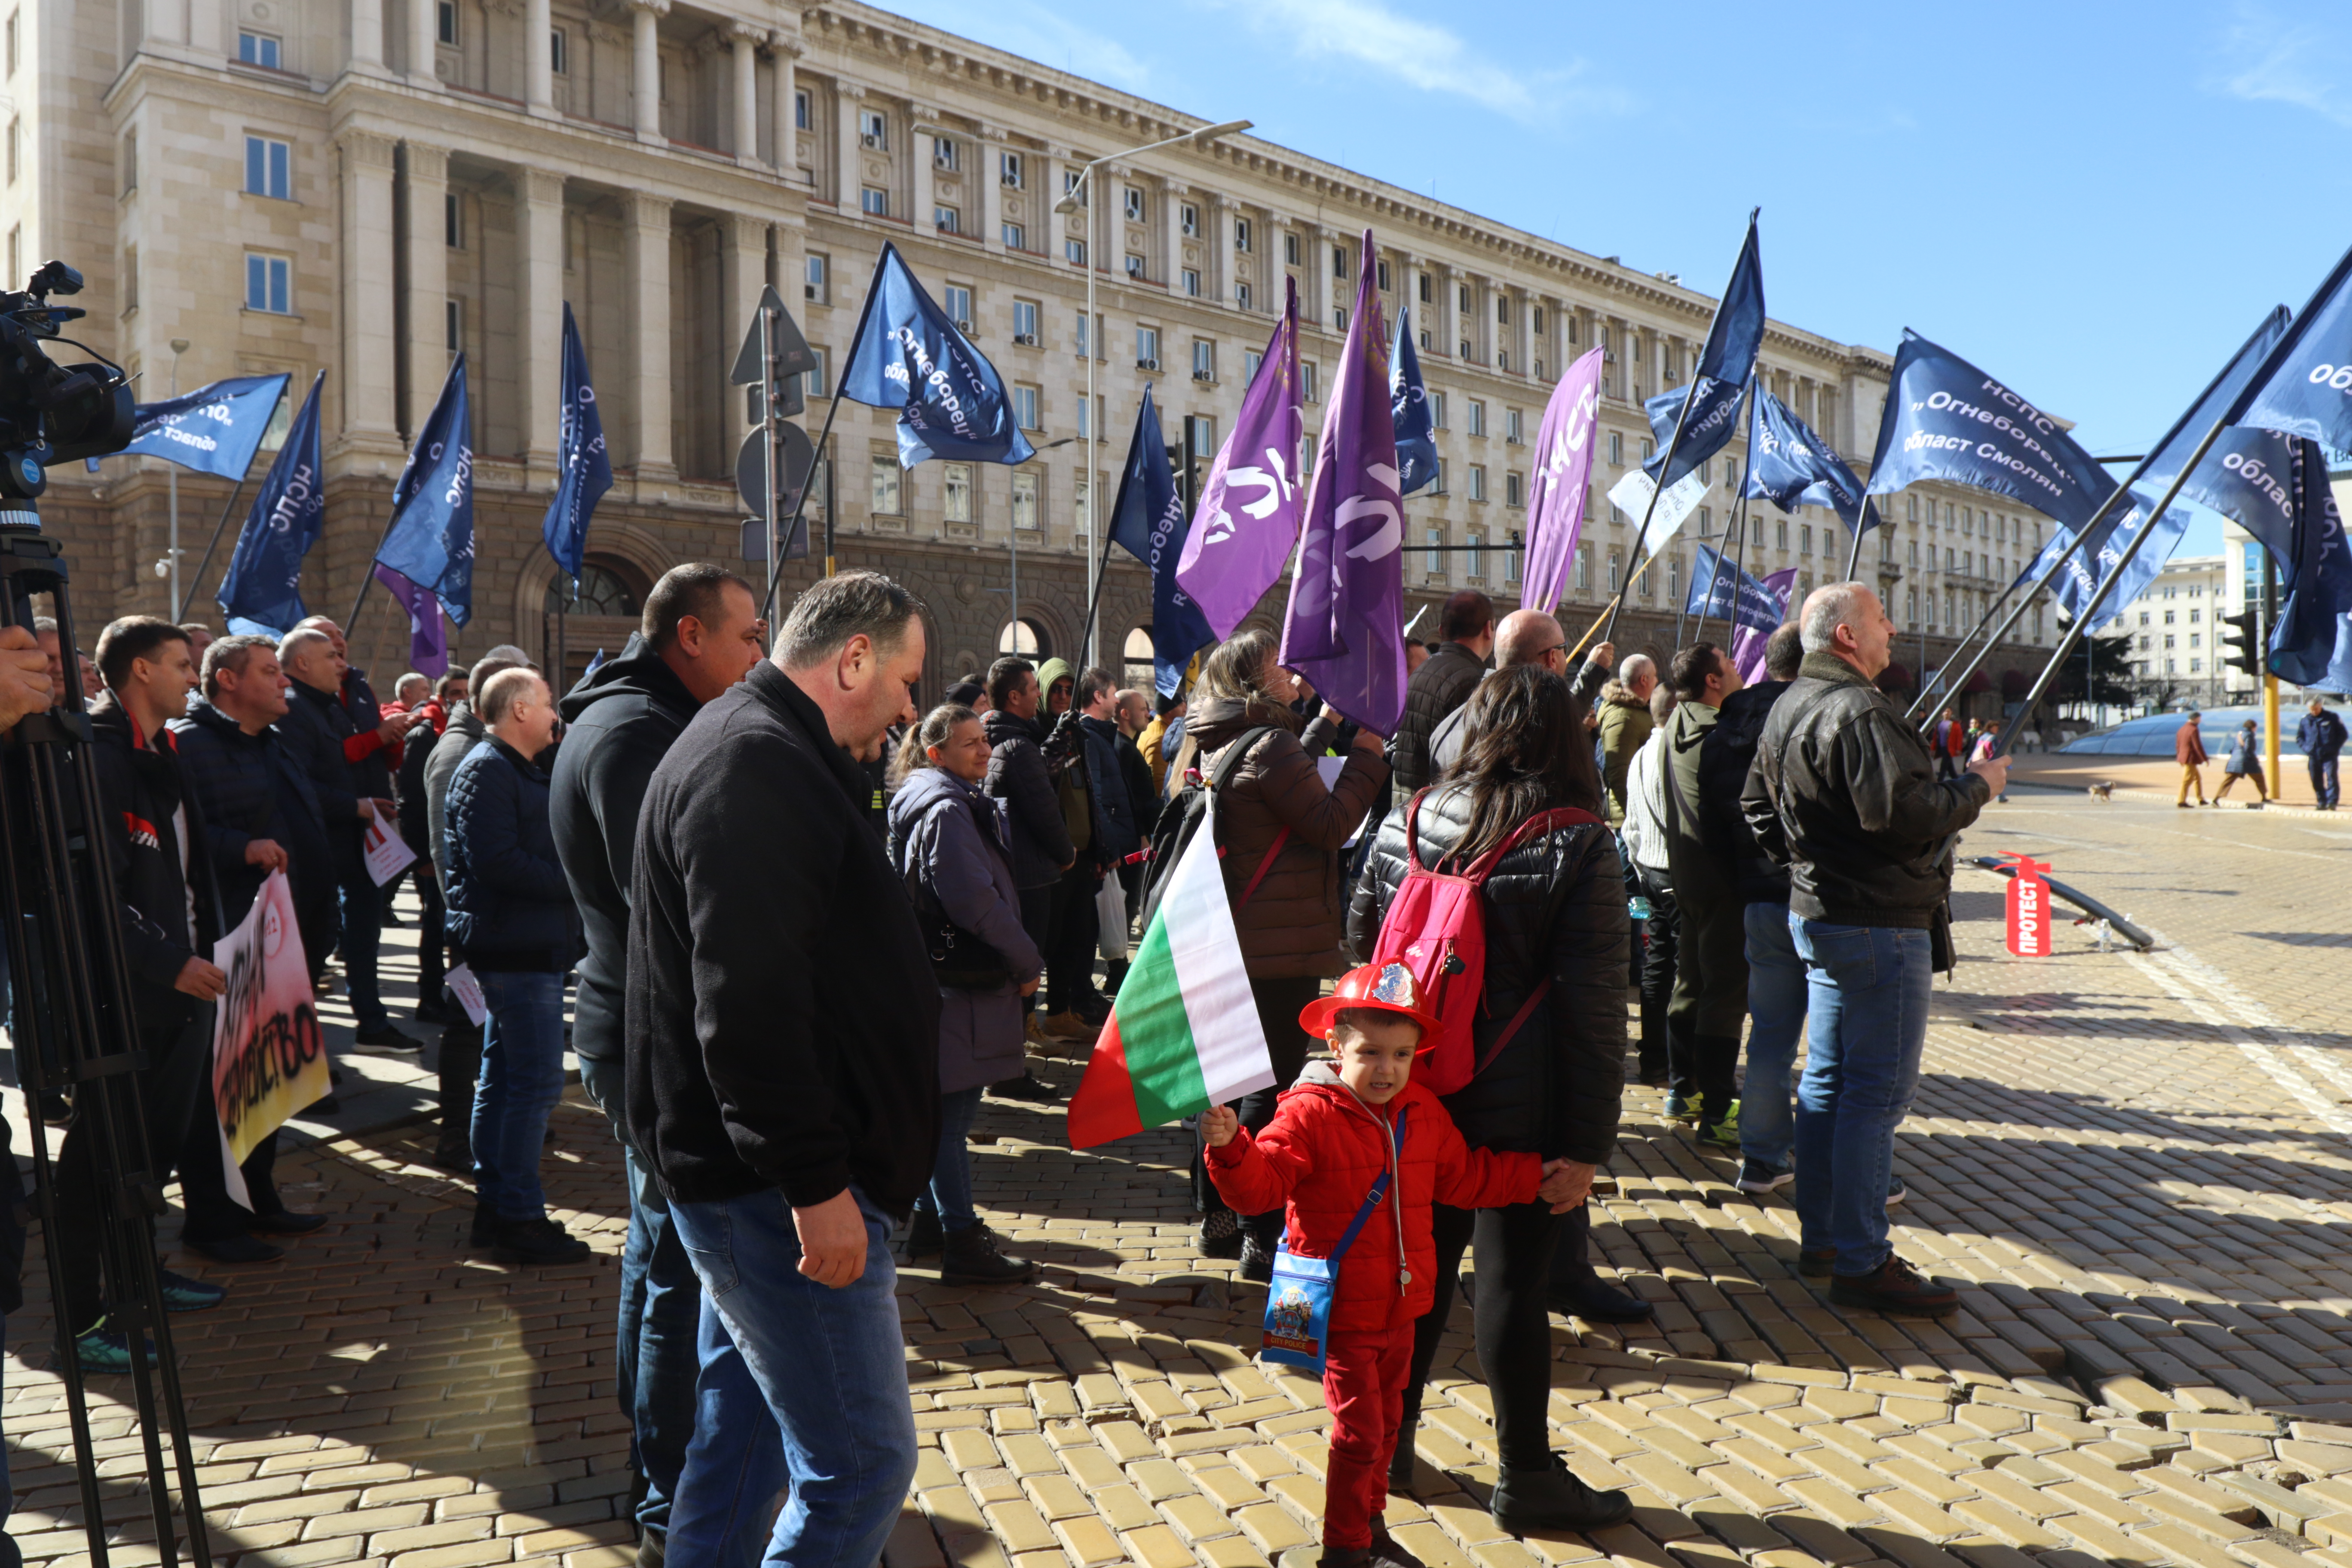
left=2006, top=855, right=2053, bottom=958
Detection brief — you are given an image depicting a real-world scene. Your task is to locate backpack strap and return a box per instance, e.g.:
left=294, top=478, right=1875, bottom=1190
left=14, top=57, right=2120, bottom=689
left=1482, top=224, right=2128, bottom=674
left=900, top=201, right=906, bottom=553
left=1236, top=826, right=1292, bottom=910
left=1327, top=1105, right=1411, bottom=1263
left=1211, top=725, right=1294, bottom=913
left=1469, top=805, right=1602, bottom=879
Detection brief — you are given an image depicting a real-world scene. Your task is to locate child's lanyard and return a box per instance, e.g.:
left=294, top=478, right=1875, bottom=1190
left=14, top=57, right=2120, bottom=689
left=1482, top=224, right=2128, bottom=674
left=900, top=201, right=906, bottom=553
left=1325, top=1106, right=1412, bottom=1289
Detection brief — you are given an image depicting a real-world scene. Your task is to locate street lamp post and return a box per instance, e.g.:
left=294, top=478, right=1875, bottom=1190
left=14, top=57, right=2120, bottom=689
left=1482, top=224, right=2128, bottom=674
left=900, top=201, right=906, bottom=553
left=163, top=338, right=190, bottom=614
left=1054, top=118, right=1250, bottom=671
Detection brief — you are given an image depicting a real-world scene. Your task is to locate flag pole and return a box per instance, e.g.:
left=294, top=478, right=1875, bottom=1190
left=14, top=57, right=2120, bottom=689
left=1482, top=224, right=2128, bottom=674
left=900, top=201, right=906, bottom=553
left=175, top=475, right=254, bottom=622
left=1688, top=382, right=1751, bottom=651
left=1565, top=594, right=1621, bottom=663
left=1695, top=473, right=1753, bottom=651
left=759, top=393, right=847, bottom=628
left=345, top=504, right=406, bottom=631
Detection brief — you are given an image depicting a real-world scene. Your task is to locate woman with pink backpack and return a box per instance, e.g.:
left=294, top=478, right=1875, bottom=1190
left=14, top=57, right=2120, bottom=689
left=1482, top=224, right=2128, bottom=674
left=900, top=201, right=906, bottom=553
left=1346, top=663, right=1637, bottom=1535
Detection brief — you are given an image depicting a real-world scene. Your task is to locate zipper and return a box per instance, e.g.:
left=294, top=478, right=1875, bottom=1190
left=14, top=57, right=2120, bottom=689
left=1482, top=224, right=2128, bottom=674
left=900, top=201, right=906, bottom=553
left=1335, top=1081, right=1413, bottom=1293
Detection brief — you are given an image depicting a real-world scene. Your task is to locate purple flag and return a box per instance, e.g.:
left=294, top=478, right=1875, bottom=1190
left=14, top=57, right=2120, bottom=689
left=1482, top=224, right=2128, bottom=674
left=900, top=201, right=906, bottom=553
left=1731, top=567, right=1798, bottom=685
left=373, top=563, right=450, bottom=678
left=1177, top=277, right=1305, bottom=637
left=1280, top=232, right=1406, bottom=736
left=1521, top=346, right=1605, bottom=613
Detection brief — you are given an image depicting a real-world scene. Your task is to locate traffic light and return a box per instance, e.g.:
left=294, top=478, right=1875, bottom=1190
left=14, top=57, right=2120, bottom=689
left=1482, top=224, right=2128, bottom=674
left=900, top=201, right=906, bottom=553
left=2221, top=609, right=2262, bottom=678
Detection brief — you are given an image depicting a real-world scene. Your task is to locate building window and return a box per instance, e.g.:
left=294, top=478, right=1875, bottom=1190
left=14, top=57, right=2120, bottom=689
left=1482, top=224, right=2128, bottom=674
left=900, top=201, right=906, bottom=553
left=1012, top=470, right=1040, bottom=530
left=445, top=296, right=462, bottom=349
left=1334, top=306, right=1348, bottom=334
left=1376, top=258, right=1391, bottom=293
left=1012, top=384, right=1040, bottom=431
left=1467, top=532, right=1485, bottom=579
left=237, top=29, right=280, bottom=67
left=1504, top=407, right=1522, bottom=444
left=1668, top=555, right=1681, bottom=602
left=804, top=347, right=828, bottom=398
left=870, top=455, right=902, bottom=515
left=1062, top=169, right=1087, bottom=205
left=858, top=109, right=887, bottom=149
left=1182, top=268, right=1200, bottom=297
left=1123, top=187, right=1145, bottom=221
left=1234, top=282, right=1252, bottom=311
left=1000, top=220, right=1025, bottom=251
left=435, top=0, right=456, bottom=44
left=805, top=253, right=828, bottom=303
left=1608, top=550, right=1621, bottom=593
left=933, top=137, right=959, bottom=172
left=944, top=285, right=973, bottom=330
left=122, top=245, right=137, bottom=312
left=1331, top=244, right=1349, bottom=279
left=244, top=252, right=291, bottom=314
left=1188, top=415, right=1216, bottom=453
left=1125, top=254, right=1145, bottom=278
left=1192, top=340, right=1214, bottom=379
left=1576, top=543, right=1592, bottom=591
left=1302, top=361, right=1319, bottom=403
left=1234, top=217, right=1253, bottom=252
left=1506, top=530, right=1523, bottom=582
left=1012, top=300, right=1039, bottom=343
left=1065, top=239, right=1087, bottom=266
left=860, top=187, right=888, bottom=217
left=1506, top=471, right=1524, bottom=508
left=1426, top=528, right=1444, bottom=576
left=1136, top=326, right=1159, bottom=367
left=795, top=89, right=810, bottom=130
left=120, top=131, right=137, bottom=194
left=1074, top=474, right=1090, bottom=533
left=445, top=190, right=462, bottom=248
left=1244, top=349, right=1262, bottom=382
left=549, top=28, right=566, bottom=74
left=1468, top=465, right=1487, bottom=502
left=3, top=11, right=13, bottom=76
left=1000, top=151, right=1023, bottom=188
left=943, top=463, right=973, bottom=524
left=1802, top=524, right=1813, bottom=557
left=1468, top=400, right=1487, bottom=438
left=1181, top=203, right=1200, bottom=237
left=1283, top=232, right=1300, bottom=266
left=1430, top=391, right=1446, bottom=429
left=1075, top=310, right=1090, bottom=356
left=934, top=205, right=960, bottom=235
left=242, top=134, right=290, bottom=199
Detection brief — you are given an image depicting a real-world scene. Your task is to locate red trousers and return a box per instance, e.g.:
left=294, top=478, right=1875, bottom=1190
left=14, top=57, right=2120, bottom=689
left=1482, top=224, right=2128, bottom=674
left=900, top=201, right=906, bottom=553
left=1322, top=1329, right=1412, bottom=1550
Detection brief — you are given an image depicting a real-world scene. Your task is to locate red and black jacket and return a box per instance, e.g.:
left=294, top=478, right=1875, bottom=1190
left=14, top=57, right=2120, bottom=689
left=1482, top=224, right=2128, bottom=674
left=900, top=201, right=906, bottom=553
left=87, top=691, right=225, bottom=1036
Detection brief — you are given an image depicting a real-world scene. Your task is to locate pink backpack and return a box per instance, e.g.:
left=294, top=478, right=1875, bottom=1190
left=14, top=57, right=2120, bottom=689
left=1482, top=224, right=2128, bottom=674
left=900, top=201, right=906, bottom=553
left=1367, top=791, right=1602, bottom=1096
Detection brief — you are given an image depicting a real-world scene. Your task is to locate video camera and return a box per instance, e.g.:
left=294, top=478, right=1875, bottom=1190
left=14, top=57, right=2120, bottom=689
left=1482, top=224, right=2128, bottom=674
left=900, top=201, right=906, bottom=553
left=0, top=260, right=136, bottom=498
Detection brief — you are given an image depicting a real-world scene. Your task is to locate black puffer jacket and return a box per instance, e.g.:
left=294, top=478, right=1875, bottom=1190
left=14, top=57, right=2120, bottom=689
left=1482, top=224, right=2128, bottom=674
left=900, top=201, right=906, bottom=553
left=170, top=698, right=337, bottom=953
left=425, top=702, right=488, bottom=878
left=276, top=677, right=371, bottom=869
left=1346, top=783, right=1626, bottom=1165
left=88, top=693, right=225, bottom=1035
left=443, top=737, right=580, bottom=972
left=983, top=708, right=1074, bottom=889
left=1699, top=680, right=1792, bottom=903
left=1390, top=641, right=1487, bottom=795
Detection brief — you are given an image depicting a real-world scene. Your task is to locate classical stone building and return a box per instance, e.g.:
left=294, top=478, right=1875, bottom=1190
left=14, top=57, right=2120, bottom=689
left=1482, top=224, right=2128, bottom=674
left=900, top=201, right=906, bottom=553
left=11, top=0, right=2058, bottom=700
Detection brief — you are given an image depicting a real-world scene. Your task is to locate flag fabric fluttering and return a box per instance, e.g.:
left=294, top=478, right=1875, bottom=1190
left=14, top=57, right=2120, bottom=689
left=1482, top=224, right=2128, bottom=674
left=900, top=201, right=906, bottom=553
left=374, top=353, right=475, bottom=625
left=838, top=241, right=1035, bottom=468
left=541, top=302, right=612, bottom=581
left=1642, top=214, right=1765, bottom=489
left=1178, top=278, right=1305, bottom=637
left=1687, top=545, right=1793, bottom=684
left=1107, top=385, right=1217, bottom=697
left=1746, top=387, right=1873, bottom=531
left=2233, top=245, right=2352, bottom=455
left=1865, top=335, right=2116, bottom=533
left=371, top=564, right=450, bottom=678
left=218, top=372, right=326, bottom=636
left=1520, top=346, right=1605, bottom=614
left=1391, top=306, right=1438, bottom=497
left=1068, top=794, right=1274, bottom=1149
left=119, top=373, right=289, bottom=482
left=1606, top=466, right=1712, bottom=554
left=2199, top=431, right=2352, bottom=687
left=1279, top=231, right=1407, bottom=737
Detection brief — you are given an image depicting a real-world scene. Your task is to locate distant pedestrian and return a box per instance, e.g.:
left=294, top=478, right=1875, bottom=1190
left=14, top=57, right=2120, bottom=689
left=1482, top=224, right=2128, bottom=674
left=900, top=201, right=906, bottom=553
left=2214, top=720, right=2267, bottom=806
left=2175, top=709, right=2209, bottom=807
left=2301, top=699, right=2346, bottom=810
left=981, top=656, right=1075, bottom=1090
left=1744, top=583, right=2006, bottom=1317
left=1933, top=709, right=1963, bottom=781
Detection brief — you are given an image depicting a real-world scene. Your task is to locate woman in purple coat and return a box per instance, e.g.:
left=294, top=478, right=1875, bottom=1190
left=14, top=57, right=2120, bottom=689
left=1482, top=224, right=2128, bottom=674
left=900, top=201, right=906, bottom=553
left=887, top=704, right=1044, bottom=1285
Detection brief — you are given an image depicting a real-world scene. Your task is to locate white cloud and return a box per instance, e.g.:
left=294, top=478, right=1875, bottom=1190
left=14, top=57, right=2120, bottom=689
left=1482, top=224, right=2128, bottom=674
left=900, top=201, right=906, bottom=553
left=2217, top=5, right=2352, bottom=128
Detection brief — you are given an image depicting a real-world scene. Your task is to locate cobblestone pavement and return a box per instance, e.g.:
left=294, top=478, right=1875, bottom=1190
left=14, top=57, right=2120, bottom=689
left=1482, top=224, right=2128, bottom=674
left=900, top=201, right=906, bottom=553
left=8, top=793, right=2352, bottom=1568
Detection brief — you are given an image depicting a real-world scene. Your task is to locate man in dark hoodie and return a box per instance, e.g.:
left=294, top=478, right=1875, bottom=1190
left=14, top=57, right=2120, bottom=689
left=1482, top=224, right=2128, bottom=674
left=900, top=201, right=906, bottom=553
left=56, top=618, right=230, bottom=1373
left=981, top=656, right=1072, bottom=1095
left=1389, top=589, right=1494, bottom=794
left=551, top=563, right=762, bottom=1562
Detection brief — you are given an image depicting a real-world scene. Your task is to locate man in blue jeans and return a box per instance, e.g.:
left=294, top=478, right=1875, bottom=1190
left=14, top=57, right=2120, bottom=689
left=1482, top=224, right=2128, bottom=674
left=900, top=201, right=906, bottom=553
left=628, top=572, right=937, bottom=1566
left=1742, top=584, right=2006, bottom=1317
left=443, top=666, right=587, bottom=1268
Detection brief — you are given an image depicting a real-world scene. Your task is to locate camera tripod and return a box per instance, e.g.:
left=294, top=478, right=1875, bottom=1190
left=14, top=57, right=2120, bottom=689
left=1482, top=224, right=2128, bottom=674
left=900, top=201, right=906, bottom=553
left=0, top=509, right=211, bottom=1565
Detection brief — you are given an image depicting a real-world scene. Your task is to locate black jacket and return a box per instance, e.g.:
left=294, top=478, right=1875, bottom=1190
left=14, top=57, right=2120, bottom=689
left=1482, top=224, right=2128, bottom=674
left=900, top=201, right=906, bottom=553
left=1346, top=783, right=1626, bottom=1166
left=170, top=698, right=337, bottom=955
left=277, top=677, right=371, bottom=869
left=983, top=707, right=1075, bottom=890
left=551, top=635, right=702, bottom=1066
left=1079, top=714, right=1141, bottom=860
left=1743, top=651, right=1988, bottom=936
left=89, top=693, right=224, bottom=1035
left=396, top=708, right=438, bottom=859
left=1113, top=728, right=1162, bottom=846
left=1390, top=641, right=1488, bottom=795
left=337, top=667, right=397, bottom=802
left=1427, top=654, right=1610, bottom=779
left=626, top=662, right=941, bottom=1213
left=425, top=703, right=488, bottom=878
left=443, top=737, right=580, bottom=972
left=1700, top=681, right=1793, bottom=904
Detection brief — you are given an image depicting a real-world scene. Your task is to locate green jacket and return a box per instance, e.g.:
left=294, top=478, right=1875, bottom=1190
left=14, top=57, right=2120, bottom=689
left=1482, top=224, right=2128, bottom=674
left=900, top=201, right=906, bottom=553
left=1595, top=682, right=1653, bottom=826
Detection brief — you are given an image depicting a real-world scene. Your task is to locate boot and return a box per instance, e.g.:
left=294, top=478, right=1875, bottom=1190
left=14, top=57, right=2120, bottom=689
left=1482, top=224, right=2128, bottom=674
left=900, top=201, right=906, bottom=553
left=905, top=1210, right=943, bottom=1259
left=940, top=1223, right=1036, bottom=1286
left=1828, top=1255, right=1957, bottom=1317
left=1489, top=1453, right=1634, bottom=1533
left=1386, top=1423, right=1418, bottom=1492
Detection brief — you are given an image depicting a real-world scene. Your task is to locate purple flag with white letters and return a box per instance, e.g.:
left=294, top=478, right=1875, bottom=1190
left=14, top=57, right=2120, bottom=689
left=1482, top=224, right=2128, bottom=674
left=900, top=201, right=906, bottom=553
left=1177, top=278, right=1305, bottom=637
left=1521, top=346, right=1605, bottom=613
left=1732, top=567, right=1799, bottom=686
left=1280, top=232, right=1406, bottom=736
left=372, top=563, right=450, bottom=679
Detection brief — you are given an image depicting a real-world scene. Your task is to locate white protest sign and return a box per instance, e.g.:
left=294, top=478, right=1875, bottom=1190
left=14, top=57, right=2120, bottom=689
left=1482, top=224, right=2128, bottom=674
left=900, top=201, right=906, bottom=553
left=445, top=962, right=488, bottom=1026
left=364, top=813, right=417, bottom=886
left=210, top=868, right=328, bottom=1208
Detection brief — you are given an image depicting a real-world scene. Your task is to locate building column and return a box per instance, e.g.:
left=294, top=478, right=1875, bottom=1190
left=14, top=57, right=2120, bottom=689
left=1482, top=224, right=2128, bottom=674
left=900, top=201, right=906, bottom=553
left=514, top=167, right=565, bottom=473
left=769, top=38, right=799, bottom=176
left=629, top=0, right=666, bottom=141
left=1032, top=148, right=1059, bottom=257
left=335, top=130, right=399, bottom=444
left=835, top=84, right=863, bottom=211
left=911, top=112, right=937, bottom=237
left=524, top=0, right=553, bottom=112
left=1158, top=178, right=1182, bottom=294
left=724, top=212, right=767, bottom=355
left=977, top=127, right=1004, bottom=254
left=348, top=0, right=384, bottom=73
left=1510, top=285, right=1532, bottom=378
left=1209, top=195, right=1232, bottom=312
left=410, top=0, right=438, bottom=85
left=731, top=24, right=760, bottom=163
left=625, top=191, right=674, bottom=477
left=402, top=141, right=450, bottom=436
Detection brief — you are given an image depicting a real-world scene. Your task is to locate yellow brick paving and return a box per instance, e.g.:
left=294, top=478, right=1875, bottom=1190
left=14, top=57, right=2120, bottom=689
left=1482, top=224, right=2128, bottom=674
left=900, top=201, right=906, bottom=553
left=6, top=793, right=2352, bottom=1568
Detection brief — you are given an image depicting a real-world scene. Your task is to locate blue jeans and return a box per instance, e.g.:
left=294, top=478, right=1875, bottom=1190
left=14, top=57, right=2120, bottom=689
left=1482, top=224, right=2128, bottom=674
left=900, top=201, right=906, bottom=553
left=1741, top=901, right=1805, bottom=1170
left=2312, top=754, right=2341, bottom=808
left=470, top=969, right=567, bottom=1221
left=336, top=861, right=388, bottom=1032
left=668, top=1186, right=916, bottom=1568
left=1788, top=917, right=1931, bottom=1277
left=911, top=1087, right=984, bottom=1233
left=578, top=1054, right=701, bottom=1550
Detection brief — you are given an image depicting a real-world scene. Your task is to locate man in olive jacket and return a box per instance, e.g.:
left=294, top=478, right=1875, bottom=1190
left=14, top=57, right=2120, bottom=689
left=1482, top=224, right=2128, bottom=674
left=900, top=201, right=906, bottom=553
left=1743, top=583, right=2007, bottom=1318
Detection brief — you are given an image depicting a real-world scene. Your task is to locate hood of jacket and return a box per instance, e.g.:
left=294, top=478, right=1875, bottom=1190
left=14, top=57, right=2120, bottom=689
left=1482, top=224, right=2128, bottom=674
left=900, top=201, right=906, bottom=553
left=887, top=763, right=994, bottom=836
left=559, top=631, right=695, bottom=724
left=1036, top=657, right=1074, bottom=699
left=1599, top=680, right=1648, bottom=713
left=1183, top=695, right=1303, bottom=754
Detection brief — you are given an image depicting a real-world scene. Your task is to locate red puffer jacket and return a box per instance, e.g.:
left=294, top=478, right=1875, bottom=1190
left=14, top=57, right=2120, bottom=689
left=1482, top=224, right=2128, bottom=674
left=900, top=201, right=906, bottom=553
left=1206, top=1061, right=1541, bottom=1334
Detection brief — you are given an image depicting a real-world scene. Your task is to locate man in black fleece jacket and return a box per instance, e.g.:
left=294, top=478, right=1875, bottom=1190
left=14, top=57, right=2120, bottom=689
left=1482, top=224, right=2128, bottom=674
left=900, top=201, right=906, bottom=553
left=627, top=571, right=936, bottom=1565
left=550, top=564, right=760, bottom=1560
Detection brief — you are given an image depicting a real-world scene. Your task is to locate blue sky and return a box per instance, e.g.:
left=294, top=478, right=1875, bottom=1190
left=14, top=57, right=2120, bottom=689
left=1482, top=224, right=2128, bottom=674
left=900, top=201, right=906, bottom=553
left=875, top=0, right=2352, bottom=556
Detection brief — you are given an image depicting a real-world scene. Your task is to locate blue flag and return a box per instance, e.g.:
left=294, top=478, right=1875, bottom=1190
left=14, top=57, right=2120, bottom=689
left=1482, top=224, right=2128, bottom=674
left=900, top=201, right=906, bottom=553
left=1745, top=388, right=1872, bottom=530
left=1108, top=385, right=1217, bottom=698
left=376, top=354, right=475, bottom=625
left=1865, top=334, right=2115, bottom=532
left=1391, top=307, right=1438, bottom=497
left=839, top=242, right=1035, bottom=468
left=2202, top=432, right=2352, bottom=686
left=542, top=302, right=611, bottom=580
left=1644, top=214, right=1765, bottom=488
left=217, top=372, right=325, bottom=635
left=2233, top=241, right=2352, bottom=452
left=1686, top=543, right=1782, bottom=636
left=122, top=373, right=288, bottom=481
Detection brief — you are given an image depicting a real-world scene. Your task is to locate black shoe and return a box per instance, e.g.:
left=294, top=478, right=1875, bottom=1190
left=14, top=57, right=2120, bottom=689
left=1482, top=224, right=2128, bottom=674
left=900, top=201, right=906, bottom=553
left=1550, top=1274, right=1654, bottom=1323
left=1239, top=1234, right=1275, bottom=1284
left=469, top=1203, right=499, bottom=1247
left=1369, top=1517, right=1428, bottom=1568
left=1074, top=993, right=1112, bottom=1026
left=1318, top=1551, right=1372, bottom=1568
left=940, top=1223, right=1036, bottom=1285
left=183, top=1233, right=284, bottom=1264
left=246, top=1210, right=329, bottom=1237
left=493, top=1215, right=592, bottom=1266
left=413, top=999, right=454, bottom=1026
left=1387, top=1425, right=1418, bottom=1492
left=430, top=1137, right=473, bottom=1174
left=1828, top=1255, right=1957, bottom=1317
left=1490, top=1453, right=1634, bottom=1533
left=156, top=1268, right=228, bottom=1312
left=1198, top=1212, right=1243, bottom=1260
left=1798, top=1247, right=1836, bottom=1278
left=989, top=1072, right=1057, bottom=1104
left=352, top=1024, right=421, bottom=1055
left=1737, top=1159, right=1794, bottom=1194
left=906, top=1210, right=943, bottom=1259
left=38, top=1089, right=70, bottom=1127
left=311, top=1095, right=343, bottom=1117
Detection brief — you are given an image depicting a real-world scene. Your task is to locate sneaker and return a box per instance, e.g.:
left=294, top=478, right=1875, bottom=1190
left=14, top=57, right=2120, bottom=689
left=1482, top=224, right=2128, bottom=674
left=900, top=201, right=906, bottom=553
left=413, top=998, right=454, bottom=1026
left=1886, top=1174, right=1908, bottom=1207
left=1737, top=1159, right=1794, bottom=1194
left=1074, top=993, right=1112, bottom=1026
left=1024, top=1014, right=1052, bottom=1047
left=1798, top=1246, right=1836, bottom=1278
left=940, top=1223, right=1037, bottom=1286
left=1369, top=1517, right=1427, bottom=1568
left=181, top=1233, right=283, bottom=1265
left=156, top=1269, right=227, bottom=1312
left=74, top=1321, right=156, bottom=1375
left=493, top=1216, right=592, bottom=1267
left=1663, top=1090, right=1700, bottom=1124
left=989, top=1072, right=1057, bottom=1103
left=1489, top=1452, right=1635, bottom=1533
left=906, top=1210, right=943, bottom=1259
left=352, top=1024, right=421, bottom=1055
left=1696, top=1099, right=1741, bottom=1149
left=1239, top=1234, right=1275, bottom=1284
left=1828, top=1255, right=1957, bottom=1317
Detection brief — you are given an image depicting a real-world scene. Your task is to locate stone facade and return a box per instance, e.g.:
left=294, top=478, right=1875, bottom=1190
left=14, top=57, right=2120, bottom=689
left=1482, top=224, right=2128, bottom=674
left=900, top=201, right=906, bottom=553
left=12, top=0, right=2058, bottom=699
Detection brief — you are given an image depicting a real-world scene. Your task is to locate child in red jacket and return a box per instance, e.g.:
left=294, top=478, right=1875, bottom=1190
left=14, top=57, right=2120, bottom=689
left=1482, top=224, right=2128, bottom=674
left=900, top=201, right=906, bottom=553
left=1204, top=962, right=1583, bottom=1568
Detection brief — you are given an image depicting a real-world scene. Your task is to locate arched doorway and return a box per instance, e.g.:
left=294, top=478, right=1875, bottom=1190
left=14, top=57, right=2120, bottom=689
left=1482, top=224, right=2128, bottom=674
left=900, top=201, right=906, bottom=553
left=1123, top=627, right=1155, bottom=693
left=998, top=619, right=1048, bottom=658
left=544, top=556, right=647, bottom=691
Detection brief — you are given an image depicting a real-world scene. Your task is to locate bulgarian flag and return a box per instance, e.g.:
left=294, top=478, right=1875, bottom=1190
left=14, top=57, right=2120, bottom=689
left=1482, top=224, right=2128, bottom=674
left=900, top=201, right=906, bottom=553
left=1068, top=797, right=1276, bottom=1148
